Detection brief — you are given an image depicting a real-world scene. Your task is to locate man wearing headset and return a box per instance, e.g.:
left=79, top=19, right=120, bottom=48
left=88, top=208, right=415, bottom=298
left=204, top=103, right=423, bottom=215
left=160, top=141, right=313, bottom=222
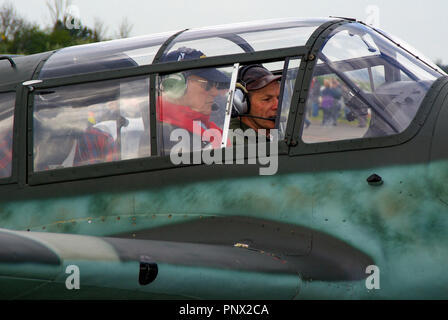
left=158, top=47, right=230, bottom=155
left=230, top=64, right=281, bottom=142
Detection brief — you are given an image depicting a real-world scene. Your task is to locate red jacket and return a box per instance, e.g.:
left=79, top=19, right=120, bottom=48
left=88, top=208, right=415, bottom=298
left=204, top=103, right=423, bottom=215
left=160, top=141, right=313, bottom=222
left=157, top=98, right=223, bottom=149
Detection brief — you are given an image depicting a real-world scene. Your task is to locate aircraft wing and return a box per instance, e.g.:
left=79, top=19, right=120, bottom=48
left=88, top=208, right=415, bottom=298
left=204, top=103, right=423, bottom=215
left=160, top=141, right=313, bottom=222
left=0, top=217, right=373, bottom=299
left=0, top=228, right=301, bottom=299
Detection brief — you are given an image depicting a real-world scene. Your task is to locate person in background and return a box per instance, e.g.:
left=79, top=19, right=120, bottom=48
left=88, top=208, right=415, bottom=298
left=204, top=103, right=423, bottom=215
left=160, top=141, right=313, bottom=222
left=0, top=130, right=12, bottom=178
left=320, top=78, right=335, bottom=126
left=310, top=77, right=321, bottom=117
left=330, top=78, right=342, bottom=126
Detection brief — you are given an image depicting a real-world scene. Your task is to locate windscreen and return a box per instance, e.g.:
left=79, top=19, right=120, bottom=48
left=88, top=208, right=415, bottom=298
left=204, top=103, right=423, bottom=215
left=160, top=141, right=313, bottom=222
left=301, top=22, right=442, bottom=144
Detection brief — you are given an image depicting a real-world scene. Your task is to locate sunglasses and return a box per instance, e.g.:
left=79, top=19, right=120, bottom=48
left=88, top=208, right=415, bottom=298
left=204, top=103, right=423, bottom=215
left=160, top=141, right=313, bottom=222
left=190, top=78, right=228, bottom=91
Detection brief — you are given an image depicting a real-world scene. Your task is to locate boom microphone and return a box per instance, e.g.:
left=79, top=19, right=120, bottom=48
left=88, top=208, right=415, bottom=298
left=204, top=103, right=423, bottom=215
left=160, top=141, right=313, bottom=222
left=238, top=114, right=276, bottom=121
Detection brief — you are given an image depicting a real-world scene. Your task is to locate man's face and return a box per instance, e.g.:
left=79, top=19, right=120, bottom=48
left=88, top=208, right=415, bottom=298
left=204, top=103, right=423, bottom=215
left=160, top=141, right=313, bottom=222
left=181, top=75, right=221, bottom=116
left=246, top=81, right=280, bottom=130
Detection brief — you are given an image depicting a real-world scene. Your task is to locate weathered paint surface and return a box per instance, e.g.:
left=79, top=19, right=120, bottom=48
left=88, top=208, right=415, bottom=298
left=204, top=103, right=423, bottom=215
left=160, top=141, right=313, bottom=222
left=1, top=159, right=447, bottom=299
left=0, top=261, right=301, bottom=300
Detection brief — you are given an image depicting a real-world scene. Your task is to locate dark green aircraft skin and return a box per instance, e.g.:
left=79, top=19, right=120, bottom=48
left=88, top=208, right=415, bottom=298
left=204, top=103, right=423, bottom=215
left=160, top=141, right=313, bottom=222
left=0, top=19, right=448, bottom=299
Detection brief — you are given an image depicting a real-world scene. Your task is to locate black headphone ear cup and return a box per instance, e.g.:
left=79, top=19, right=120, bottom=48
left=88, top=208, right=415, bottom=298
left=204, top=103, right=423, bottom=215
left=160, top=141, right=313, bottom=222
left=232, top=86, right=249, bottom=117
left=161, top=73, right=187, bottom=99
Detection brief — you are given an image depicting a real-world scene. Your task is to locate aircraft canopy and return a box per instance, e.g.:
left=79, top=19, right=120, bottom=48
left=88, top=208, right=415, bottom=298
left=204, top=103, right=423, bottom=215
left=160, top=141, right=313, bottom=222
left=38, top=18, right=333, bottom=79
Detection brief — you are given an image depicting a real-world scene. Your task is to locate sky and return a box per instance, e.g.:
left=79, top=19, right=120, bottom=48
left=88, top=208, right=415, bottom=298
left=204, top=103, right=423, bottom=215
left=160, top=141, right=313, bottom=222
left=3, top=0, right=448, bottom=64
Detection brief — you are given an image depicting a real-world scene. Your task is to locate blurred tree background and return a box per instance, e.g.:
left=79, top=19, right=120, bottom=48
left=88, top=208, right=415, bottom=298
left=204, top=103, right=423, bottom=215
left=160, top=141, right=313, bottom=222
left=0, top=0, right=132, bottom=55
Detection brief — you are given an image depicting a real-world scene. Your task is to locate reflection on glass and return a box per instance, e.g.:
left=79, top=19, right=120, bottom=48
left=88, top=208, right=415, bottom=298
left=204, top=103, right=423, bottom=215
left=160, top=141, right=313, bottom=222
left=240, top=26, right=319, bottom=52
left=168, top=38, right=244, bottom=58
left=39, top=31, right=173, bottom=79
left=33, top=76, right=150, bottom=171
left=164, top=18, right=328, bottom=58
left=322, top=30, right=379, bottom=62
left=0, top=92, right=15, bottom=179
left=373, top=27, right=447, bottom=76
left=302, top=22, right=442, bottom=144
left=157, top=66, right=232, bottom=156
